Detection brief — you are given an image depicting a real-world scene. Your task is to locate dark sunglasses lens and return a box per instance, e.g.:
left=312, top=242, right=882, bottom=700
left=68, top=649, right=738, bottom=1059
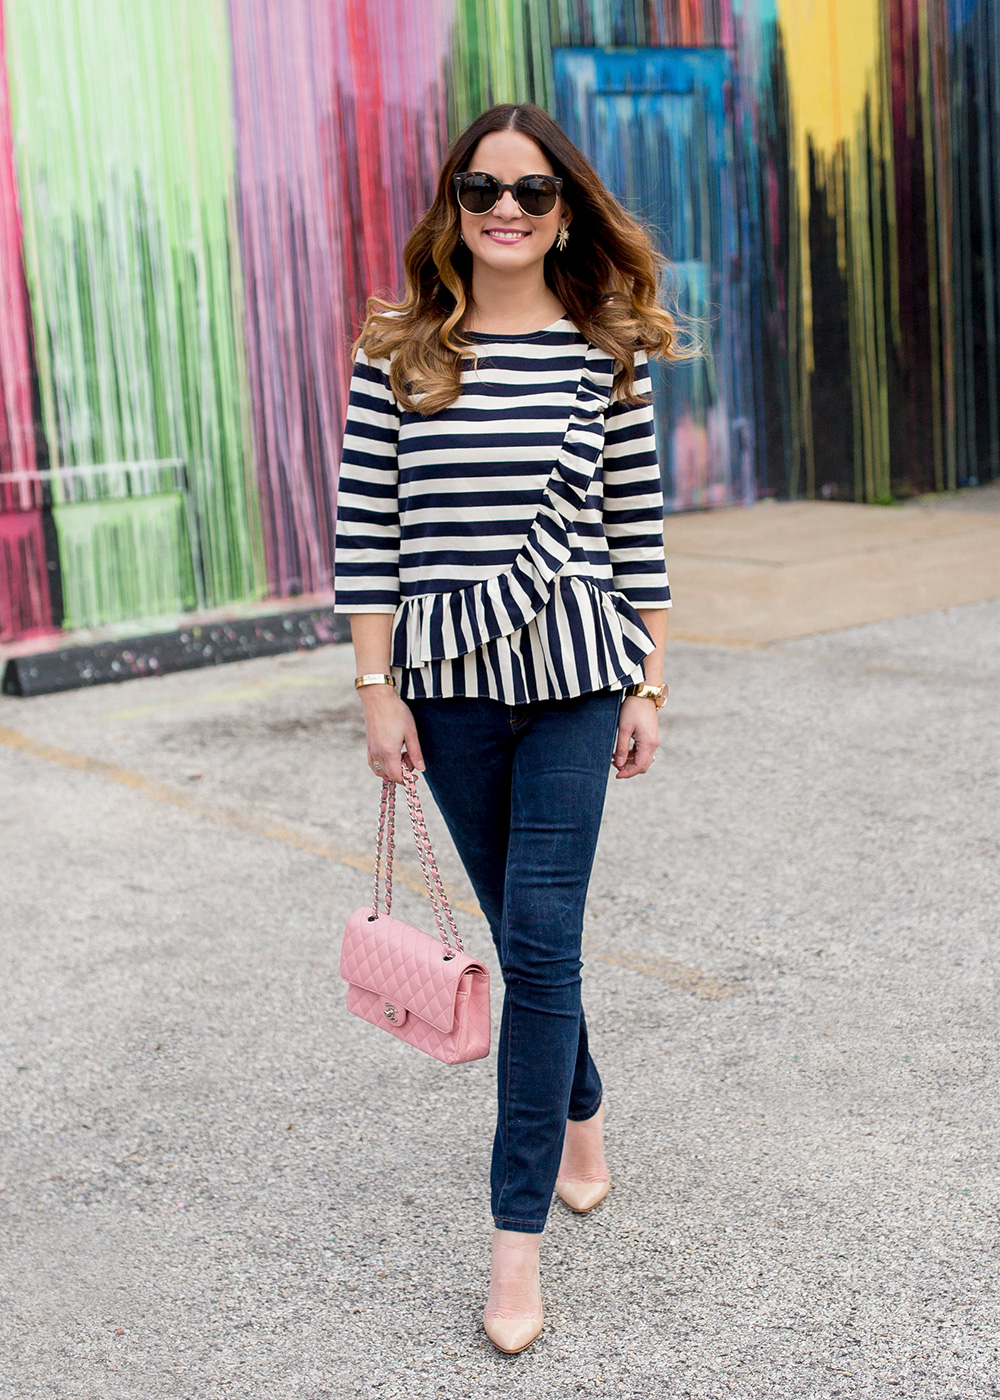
left=458, top=174, right=500, bottom=214
left=516, top=176, right=559, bottom=216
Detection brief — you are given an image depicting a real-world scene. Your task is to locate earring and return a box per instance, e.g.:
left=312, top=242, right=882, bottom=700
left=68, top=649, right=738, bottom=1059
left=458, top=232, right=465, bottom=246
left=555, top=223, right=569, bottom=252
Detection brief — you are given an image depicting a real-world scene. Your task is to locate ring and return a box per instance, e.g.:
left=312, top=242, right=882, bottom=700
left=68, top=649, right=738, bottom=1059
left=373, top=760, right=383, bottom=770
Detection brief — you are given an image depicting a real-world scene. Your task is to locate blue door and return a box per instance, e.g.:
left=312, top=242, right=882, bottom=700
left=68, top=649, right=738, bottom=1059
left=553, top=49, right=754, bottom=510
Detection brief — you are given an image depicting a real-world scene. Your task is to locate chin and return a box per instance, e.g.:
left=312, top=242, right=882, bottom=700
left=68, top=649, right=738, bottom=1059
left=479, top=240, right=537, bottom=263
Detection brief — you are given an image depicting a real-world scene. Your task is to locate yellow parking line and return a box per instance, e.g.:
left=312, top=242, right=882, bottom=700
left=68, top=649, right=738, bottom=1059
left=667, top=629, right=767, bottom=649
left=586, top=944, right=741, bottom=1001
left=106, top=672, right=330, bottom=720
left=0, top=723, right=454, bottom=910
left=0, top=723, right=740, bottom=998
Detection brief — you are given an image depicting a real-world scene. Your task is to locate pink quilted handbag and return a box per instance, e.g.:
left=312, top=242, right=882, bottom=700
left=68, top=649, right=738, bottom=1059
left=340, top=768, right=491, bottom=1064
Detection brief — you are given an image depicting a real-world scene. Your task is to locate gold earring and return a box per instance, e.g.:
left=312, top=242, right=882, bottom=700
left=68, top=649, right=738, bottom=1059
left=458, top=232, right=465, bottom=245
left=555, top=223, right=569, bottom=252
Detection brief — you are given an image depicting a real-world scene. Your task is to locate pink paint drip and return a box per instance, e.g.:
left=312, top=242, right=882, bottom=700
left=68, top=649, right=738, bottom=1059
left=0, top=0, right=53, bottom=640
left=227, top=0, right=451, bottom=600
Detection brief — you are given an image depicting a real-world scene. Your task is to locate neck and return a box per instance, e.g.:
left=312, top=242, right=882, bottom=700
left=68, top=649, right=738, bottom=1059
left=464, top=264, right=564, bottom=334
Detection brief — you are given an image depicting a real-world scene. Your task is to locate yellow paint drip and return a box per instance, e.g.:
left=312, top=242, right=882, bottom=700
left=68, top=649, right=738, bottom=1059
left=782, top=0, right=882, bottom=337
left=778, top=0, right=892, bottom=500
left=781, top=0, right=881, bottom=162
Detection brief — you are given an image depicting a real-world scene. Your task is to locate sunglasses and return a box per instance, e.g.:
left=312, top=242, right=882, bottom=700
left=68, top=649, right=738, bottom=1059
left=452, top=170, right=564, bottom=218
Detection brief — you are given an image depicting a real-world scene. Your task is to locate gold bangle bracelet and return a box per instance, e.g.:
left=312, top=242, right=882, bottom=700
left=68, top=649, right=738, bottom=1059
left=354, top=672, right=396, bottom=690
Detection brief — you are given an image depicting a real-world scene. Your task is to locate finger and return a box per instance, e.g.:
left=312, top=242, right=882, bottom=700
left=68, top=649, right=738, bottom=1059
left=370, top=749, right=400, bottom=782
left=617, top=736, right=658, bottom=778
left=632, top=734, right=659, bottom=771
left=614, top=742, right=638, bottom=778
left=612, top=721, right=632, bottom=769
left=403, top=725, right=425, bottom=773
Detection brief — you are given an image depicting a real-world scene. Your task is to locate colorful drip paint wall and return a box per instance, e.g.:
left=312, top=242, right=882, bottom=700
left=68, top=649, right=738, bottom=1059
left=0, top=0, right=997, bottom=641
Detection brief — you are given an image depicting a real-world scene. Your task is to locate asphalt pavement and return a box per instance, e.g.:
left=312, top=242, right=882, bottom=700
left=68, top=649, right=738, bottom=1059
left=1, top=588, right=998, bottom=1399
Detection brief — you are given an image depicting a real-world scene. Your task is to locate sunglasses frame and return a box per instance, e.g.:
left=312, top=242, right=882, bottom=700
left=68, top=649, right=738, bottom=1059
left=452, top=170, right=565, bottom=218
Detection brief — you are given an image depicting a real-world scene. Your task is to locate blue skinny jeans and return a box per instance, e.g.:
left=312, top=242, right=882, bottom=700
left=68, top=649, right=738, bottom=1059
left=408, top=686, right=624, bottom=1233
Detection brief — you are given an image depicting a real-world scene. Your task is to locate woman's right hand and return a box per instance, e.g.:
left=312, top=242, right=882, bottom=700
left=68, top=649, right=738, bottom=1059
left=360, top=686, right=425, bottom=783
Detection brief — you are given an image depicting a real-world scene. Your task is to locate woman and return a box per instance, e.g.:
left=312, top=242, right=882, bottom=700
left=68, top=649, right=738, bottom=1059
left=334, top=102, right=683, bottom=1354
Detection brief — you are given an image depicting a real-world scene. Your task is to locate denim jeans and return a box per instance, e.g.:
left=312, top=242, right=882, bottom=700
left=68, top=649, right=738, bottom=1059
left=408, top=686, right=624, bottom=1233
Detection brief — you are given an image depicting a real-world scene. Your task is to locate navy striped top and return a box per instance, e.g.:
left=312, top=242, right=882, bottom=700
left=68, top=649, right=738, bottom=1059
left=333, top=314, right=672, bottom=704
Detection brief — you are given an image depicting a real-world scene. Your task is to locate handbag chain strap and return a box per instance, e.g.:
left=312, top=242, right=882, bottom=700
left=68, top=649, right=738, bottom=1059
left=371, top=770, right=465, bottom=956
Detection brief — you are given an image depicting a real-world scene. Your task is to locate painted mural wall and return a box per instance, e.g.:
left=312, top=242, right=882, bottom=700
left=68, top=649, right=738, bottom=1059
left=0, top=0, right=996, bottom=641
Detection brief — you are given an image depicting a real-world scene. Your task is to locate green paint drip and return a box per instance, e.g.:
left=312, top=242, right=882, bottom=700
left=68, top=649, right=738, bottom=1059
left=446, top=0, right=553, bottom=132
left=5, top=0, right=265, bottom=627
left=53, top=496, right=197, bottom=630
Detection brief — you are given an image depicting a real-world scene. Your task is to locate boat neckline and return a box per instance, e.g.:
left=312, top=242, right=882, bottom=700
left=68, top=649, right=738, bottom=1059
left=461, top=315, right=574, bottom=342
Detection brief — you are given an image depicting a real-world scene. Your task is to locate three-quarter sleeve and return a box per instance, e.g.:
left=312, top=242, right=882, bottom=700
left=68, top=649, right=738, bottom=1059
left=601, top=348, right=672, bottom=608
left=333, top=345, right=401, bottom=614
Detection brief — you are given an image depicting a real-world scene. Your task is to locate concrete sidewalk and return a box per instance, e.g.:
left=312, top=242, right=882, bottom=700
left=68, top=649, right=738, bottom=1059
left=663, top=496, right=1000, bottom=646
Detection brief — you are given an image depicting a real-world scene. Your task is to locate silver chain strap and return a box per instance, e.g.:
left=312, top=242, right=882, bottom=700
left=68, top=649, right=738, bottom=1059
left=371, top=779, right=395, bottom=913
left=371, top=770, right=465, bottom=956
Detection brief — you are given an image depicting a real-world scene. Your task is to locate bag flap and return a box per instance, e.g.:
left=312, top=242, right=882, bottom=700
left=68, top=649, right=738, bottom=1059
left=341, top=907, right=487, bottom=1033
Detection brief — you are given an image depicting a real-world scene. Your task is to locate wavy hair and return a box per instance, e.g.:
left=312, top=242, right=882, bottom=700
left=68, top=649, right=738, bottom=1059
left=352, top=102, right=697, bottom=414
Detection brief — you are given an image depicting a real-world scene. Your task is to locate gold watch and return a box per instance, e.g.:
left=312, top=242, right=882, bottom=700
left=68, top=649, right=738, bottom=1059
left=625, top=681, right=667, bottom=708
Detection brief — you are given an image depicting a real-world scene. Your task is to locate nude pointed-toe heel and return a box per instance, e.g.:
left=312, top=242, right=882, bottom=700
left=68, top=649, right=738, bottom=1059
left=556, top=1099, right=610, bottom=1213
left=482, top=1310, right=545, bottom=1354
left=483, top=1238, right=544, bottom=1354
left=554, top=1175, right=611, bottom=1213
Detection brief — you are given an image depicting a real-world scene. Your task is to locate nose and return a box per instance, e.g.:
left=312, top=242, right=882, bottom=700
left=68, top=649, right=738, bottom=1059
left=494, top=189, right=522, bottom=218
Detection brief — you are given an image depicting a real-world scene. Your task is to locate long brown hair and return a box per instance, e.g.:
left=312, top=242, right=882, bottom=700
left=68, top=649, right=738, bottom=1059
left=353, top=103, right=694, bottom=414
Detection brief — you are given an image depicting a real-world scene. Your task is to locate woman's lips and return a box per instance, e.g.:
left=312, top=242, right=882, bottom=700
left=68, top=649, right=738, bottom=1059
left=484, top=229, right=530, bottom=243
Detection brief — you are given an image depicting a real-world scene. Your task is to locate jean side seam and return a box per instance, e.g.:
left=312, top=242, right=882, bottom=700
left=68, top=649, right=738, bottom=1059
left=494, top=739, right=523, bottom=1224
left=495, top=912, right=514, bottom=1221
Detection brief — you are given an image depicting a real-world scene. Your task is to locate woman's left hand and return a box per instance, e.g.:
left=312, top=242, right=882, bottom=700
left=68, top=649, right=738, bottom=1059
left=612, top=695, right=661, bottom=779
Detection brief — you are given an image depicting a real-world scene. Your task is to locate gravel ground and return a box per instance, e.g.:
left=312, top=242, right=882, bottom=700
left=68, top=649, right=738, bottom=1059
left=1, top=599, right=998, bottom=1399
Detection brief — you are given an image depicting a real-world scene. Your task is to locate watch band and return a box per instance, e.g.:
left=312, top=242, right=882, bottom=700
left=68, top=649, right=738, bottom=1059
left=354, top=672, right=396, bottom=690
left=626, top=681, right=667, bottom=708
